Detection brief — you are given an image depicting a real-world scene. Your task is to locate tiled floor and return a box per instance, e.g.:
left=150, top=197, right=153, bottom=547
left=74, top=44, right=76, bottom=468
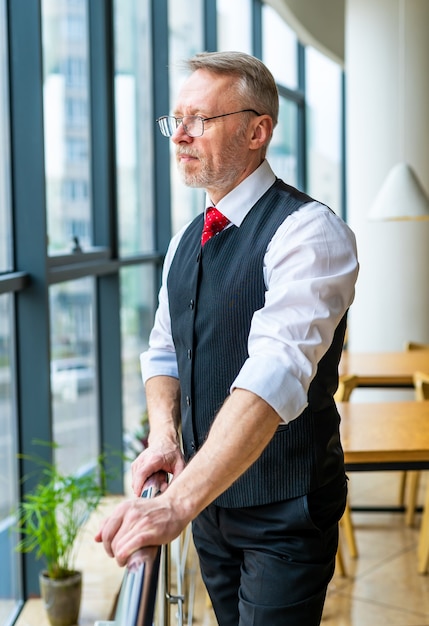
left=188, top=471, right=429, bottom=625
left=323, top=471, right=429, bottom=625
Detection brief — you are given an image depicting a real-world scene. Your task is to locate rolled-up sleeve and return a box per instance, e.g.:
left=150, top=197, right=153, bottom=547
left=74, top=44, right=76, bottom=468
left=231, top=202, right=359, bottom=423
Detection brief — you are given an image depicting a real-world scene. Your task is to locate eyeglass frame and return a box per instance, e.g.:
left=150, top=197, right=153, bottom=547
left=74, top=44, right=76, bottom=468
left=156, top=108, right=262, bottom=138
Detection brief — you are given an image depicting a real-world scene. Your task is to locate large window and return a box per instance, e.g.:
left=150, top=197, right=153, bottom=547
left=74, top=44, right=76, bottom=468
left=263, top=5, right=302, bottom=190
left=114, top=0, right=155, bottom=256
left=305, top=46, right=343, bottom=213
left=268, top=96, right=299, bottom=188
left=114, top=0, right=159, bottom=440
left=168, top=0, right=205, bottom=235
left=50, top=279, right=99, bottom=474
left=120, top=266, right=156, bottom=436
left=262, top=4, right=298, bottom=89
left=0, top=0, right=11, bottom=273
left=217, top=0, right=252, bottom=53
left=42, top=0, right=92, bottom=254
left=0, top=295, right=21, bottom=623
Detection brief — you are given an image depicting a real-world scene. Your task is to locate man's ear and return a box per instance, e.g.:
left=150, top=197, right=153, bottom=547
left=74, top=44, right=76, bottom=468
left=249, top=115, right=273, bottom=150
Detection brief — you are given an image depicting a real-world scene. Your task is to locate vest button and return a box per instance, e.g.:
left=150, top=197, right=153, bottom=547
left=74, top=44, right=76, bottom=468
left=187, top=349, right=192, bottom=359
left=189, top=299, right=194, bottom=309
left=186, top=395, right=191, bottom=406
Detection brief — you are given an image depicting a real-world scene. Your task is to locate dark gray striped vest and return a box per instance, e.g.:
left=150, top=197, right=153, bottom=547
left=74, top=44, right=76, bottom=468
left=167, top=179, right=346, bottom=507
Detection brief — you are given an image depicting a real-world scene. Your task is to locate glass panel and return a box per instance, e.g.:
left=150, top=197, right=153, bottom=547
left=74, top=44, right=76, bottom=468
left=50, top=278, right=99, bottom=475
left=120, top=265, right=156, bottom=453
left=0, top=0, right=12, bottom=272
left=262, top=4, right=297, bottom=89
left=169, top=0, right=204, bottom=235
left=42, top=0, right=92, bottom=254
left=217, top=0, right=252, bottom=53
left=114, top=0, right=155, bottom=256
left=306, top=46, right=343, bottom=214
left=0, top=295, right=22, bottom=619
left=268, top=95, right=298, bottom=187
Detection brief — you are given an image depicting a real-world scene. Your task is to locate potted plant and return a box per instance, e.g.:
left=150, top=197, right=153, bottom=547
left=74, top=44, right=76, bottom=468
left=15, top=444, right=107, bottom=626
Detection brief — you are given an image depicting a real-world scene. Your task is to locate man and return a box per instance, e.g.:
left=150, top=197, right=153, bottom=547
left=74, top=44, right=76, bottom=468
left=96, top=51, right=359, bottom=625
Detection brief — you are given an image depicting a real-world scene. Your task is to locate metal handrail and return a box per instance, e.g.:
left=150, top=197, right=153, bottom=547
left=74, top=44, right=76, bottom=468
left=95, top=475, right=198, bottom=626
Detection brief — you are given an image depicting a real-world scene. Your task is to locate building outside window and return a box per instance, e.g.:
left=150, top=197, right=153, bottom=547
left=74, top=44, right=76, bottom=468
left=42, top=0, right=92, bottom=253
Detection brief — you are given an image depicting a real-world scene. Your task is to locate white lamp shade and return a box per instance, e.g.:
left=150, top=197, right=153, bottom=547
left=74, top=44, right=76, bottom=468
left=368, top=162, right=429, bottom=221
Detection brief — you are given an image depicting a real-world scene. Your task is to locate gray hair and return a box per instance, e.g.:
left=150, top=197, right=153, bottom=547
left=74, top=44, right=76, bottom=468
left=184, top=51, right=279, bottom=128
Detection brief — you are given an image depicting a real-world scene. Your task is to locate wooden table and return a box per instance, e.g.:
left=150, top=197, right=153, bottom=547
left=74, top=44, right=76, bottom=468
left=339, top=350, right=429, bottom=387
left=338, top=400, right=429, bottom=574
left=338, top=400, right=429, bottom=471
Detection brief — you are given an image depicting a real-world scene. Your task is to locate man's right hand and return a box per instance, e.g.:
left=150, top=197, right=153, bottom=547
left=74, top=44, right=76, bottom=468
left=131, top=438, right=186, bottom=497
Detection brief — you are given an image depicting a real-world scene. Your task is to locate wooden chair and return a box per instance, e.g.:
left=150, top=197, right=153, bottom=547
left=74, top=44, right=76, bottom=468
left=334, top=374, right=360, bottom=575
left=412, top=371, right=429, bottom=573
left=404, top=341, right=429, bottom=351
left=399, top=342, right=429, bottom=525
left=414, top=371, right=429, bottom=401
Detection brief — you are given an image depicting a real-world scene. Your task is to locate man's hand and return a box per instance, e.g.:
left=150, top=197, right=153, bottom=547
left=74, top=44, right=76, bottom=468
left=131, top=440, right=186, bottom=497
left=94, top=491, right=189, bottom=567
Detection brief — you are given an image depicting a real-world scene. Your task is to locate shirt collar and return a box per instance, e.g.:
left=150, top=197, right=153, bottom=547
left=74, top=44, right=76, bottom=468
left=204, top=160, right=276, bottom=227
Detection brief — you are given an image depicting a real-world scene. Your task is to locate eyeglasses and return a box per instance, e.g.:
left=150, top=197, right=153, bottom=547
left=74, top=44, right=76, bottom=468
left=156, top=109, right=261, bottom=138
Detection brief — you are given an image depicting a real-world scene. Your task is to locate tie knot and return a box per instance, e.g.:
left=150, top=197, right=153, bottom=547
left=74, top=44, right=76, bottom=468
left=201, top=207, right=230, bottom=246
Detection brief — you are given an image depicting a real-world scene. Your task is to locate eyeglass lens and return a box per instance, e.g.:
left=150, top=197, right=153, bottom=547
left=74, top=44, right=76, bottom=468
left=158, top=116, right=203, bottom=138
left=157, top=116, right=178, bottom=137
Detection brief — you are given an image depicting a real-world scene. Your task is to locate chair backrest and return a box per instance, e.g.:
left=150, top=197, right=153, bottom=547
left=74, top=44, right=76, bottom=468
left=405, top=341, right=429, bottom=351
left=335, top=374, right=360, bottom=403
left=413, top=371, right=429, bottom=401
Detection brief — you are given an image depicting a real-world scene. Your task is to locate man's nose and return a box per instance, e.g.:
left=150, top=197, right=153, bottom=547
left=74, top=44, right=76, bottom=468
left=171, top=122, right=192, bottom=143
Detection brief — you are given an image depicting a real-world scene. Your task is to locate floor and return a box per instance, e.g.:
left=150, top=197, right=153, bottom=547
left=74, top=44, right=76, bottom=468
left=187, top=471, right=429, bottom=626
left=12, top=471, right=429, bottom=626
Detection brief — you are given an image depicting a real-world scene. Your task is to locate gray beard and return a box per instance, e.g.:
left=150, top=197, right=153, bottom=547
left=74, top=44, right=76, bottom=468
left=177, top=127, right=248, bottom=190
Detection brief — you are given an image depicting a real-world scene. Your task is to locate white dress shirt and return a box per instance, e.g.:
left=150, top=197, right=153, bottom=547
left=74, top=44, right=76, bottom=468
left=141, top=160, right=359, bottom=424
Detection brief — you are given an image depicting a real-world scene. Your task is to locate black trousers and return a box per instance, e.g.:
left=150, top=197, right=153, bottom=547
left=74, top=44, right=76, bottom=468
left=192, top=479, right=347, bottom=626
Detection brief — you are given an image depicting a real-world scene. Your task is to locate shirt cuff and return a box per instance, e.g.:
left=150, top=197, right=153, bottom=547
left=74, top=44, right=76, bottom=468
left=231, top=356, right=308, bottom=424
left=140, top=349, right=179, bottom=384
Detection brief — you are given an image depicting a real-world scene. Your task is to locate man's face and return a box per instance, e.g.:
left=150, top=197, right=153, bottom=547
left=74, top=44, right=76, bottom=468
left=171, top=69, right=254, bottom=202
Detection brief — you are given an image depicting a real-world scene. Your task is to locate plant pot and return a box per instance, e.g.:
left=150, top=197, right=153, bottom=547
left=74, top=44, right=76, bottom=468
left=39, top=570, right=82, bottom=626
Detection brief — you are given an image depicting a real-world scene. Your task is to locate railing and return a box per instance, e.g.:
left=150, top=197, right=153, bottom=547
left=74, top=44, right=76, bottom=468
left=95, top=474, right=199, bottom=626
left=155, top=525, right=198, bottom=626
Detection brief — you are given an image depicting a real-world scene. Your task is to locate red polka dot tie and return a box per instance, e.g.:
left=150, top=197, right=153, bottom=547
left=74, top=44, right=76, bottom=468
left=201, top=207, right=230, bottom=246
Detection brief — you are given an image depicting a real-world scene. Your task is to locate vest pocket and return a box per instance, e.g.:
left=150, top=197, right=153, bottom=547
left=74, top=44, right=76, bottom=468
left=276, top=423, right=289, bottom=432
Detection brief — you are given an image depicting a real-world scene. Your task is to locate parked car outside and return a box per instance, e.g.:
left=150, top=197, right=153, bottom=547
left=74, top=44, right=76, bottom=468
left=51, top=358, right=95, bottom=400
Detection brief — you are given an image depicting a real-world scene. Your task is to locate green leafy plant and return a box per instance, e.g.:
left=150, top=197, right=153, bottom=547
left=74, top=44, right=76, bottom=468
left=15, top=445, right=106, bottom=580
